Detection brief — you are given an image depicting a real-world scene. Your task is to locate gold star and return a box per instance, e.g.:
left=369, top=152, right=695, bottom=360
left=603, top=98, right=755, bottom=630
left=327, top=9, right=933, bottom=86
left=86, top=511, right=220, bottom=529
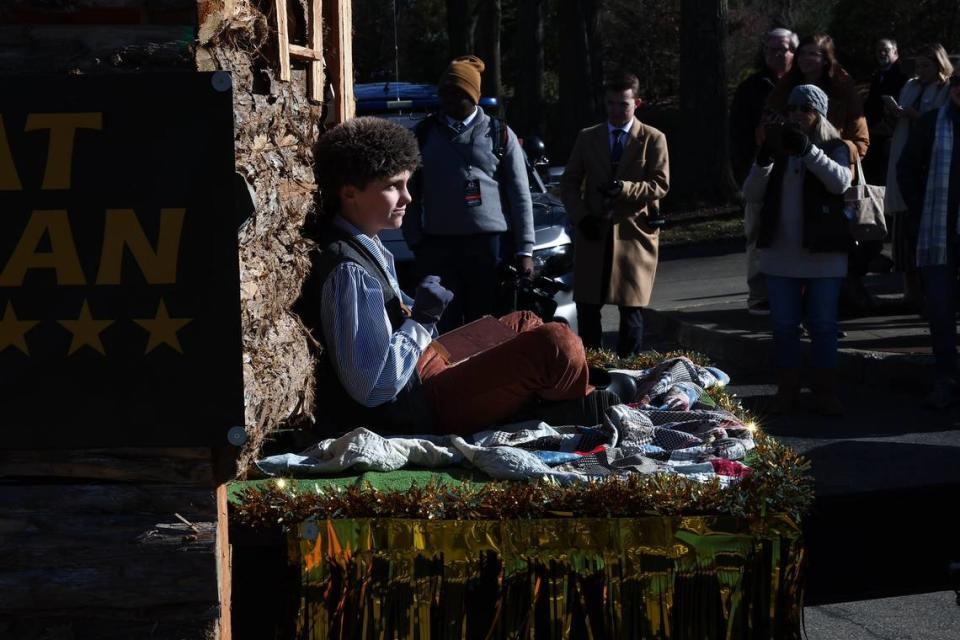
left=134, top=298, right=191, bottom=354
left=58, top=300, right=113, bottom=355
left=0, top=302, right=39, bottom=355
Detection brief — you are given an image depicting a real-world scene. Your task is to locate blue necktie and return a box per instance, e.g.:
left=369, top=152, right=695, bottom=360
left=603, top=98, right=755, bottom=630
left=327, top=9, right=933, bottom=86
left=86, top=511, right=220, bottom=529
left=611, top=129, right=625, bottom=165
left=452, top=121, right=467, bottom=135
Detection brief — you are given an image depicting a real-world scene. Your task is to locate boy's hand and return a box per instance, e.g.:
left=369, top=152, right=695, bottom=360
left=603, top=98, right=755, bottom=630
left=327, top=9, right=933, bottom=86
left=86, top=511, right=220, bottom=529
left=412, top=276, right=454, bottom=327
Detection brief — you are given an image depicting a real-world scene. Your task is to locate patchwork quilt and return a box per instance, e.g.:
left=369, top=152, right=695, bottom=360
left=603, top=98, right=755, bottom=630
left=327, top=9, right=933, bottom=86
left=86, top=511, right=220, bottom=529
left=258, top=357, right=754, bottom=485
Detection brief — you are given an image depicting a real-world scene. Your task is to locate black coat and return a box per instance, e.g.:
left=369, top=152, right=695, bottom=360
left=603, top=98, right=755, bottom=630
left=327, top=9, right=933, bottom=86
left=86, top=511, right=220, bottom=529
left=730, top=69, right=780, bottom=185
left=864, top=61, right=908, bottom=131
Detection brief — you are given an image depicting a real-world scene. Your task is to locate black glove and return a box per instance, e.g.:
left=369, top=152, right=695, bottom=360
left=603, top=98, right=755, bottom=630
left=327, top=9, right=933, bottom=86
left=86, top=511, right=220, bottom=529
left=578, top=215, right=604, bottom=242
left=412, top=276, right=453, bottom=327
left=756, top=138, right=777, bottom=166
left=597, top=180, right=623, bottom=198
left=781, top=123, right=812, bottom=157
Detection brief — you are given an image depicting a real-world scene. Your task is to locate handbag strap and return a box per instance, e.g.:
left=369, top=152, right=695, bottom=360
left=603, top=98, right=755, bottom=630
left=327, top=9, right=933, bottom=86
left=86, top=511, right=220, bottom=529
left=849, top=149, right=865, bottom=188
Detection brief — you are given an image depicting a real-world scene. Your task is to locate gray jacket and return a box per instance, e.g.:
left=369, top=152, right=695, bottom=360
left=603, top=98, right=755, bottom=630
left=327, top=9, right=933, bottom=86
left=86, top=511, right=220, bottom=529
left=404, top=108, right=535, bottom=254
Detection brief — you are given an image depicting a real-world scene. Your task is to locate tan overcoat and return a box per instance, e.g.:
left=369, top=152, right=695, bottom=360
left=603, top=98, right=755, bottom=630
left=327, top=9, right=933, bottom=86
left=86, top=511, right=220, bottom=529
left=560, top=119, right=670, bottom=307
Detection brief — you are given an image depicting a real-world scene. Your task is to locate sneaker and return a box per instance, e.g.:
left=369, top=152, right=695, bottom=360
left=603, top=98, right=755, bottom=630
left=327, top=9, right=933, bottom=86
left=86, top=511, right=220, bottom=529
left=922, top=378, right=959, bottom=410
left=747, top=300, right=770, bottom=316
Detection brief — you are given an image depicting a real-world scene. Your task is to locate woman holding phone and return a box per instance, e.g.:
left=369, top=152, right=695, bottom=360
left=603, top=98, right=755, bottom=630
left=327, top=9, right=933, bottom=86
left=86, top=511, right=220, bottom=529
left=765, top=34, right=869, bottom=159
left=744, top=85, right=854, bottom=415
left=886, top=43, right=955, bottom=309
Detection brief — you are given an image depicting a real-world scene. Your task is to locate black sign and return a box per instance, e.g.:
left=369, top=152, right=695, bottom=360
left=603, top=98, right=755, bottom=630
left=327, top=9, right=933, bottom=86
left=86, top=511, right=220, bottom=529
left=0, top=73, right=244, bottom=448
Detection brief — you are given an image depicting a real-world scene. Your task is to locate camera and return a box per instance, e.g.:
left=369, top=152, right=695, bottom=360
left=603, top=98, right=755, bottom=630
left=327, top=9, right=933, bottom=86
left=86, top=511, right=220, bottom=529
left=498, top=263, right=571, bottom=321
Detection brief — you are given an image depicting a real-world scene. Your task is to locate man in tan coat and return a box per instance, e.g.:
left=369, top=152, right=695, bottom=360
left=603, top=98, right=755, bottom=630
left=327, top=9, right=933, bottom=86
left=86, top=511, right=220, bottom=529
left=561, top=72, right=670, bottom=356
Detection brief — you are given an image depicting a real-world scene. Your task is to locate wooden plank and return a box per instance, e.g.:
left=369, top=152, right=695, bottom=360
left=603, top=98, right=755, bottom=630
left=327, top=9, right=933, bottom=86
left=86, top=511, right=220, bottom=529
left=2, top=605, right=217, bottom=640
left=216, top=483, right=232, bottom=640
left=0, top=488, right=218, bottom=610
left=328, top=0, right=354, bottom=121
left=0, top=25, right=195, bottom=74
left=0, top=448, right=214, bottom=484
left=275, top=0, right=291, bottom=82
left=288, top=43, right=322, bottom=61
left=308, top=0, right=324, bottom=103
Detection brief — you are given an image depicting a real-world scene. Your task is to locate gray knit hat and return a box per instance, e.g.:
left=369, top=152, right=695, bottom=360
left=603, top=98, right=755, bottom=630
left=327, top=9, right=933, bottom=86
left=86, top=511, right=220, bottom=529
left=787, top=84, right=829, bottom=118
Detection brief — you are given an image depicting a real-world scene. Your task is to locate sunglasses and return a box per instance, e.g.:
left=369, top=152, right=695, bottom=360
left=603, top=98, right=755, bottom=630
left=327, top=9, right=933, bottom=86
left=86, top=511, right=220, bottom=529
left=786, top=104, right=817, bottom=113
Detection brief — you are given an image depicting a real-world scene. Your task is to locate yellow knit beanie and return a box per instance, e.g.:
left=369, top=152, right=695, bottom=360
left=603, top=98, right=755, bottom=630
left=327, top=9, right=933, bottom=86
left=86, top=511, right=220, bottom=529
left=440, top=55, right=485, bottom=104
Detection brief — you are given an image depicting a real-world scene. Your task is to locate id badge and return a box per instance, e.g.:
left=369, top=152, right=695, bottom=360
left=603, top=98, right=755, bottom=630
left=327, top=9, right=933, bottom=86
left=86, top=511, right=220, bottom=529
left=464, top=178, right=482, bottom=208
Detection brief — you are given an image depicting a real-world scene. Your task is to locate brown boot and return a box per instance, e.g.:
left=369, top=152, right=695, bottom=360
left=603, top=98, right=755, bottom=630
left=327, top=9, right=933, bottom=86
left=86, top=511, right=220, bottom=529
left=771, top=368, right=801, bottom=414
left=810, top=368, right=844, bottom=416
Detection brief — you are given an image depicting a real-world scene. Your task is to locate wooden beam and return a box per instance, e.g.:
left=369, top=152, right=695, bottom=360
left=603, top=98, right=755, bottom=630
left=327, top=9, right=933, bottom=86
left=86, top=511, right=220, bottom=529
left=275, top=0, right=291, bottom=82
left=308, top=0, right=324, bottom=103
left=328, top=0, right=354, bottom=121
left=0, top=448, right=214, bottom=484
left=289, top=43, right=322, bottom=62
left=216, top=483, right=233, bottom=639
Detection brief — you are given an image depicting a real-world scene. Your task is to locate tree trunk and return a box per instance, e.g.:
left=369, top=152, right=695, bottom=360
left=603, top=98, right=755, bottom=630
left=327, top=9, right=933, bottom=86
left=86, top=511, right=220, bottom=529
left=678, top=0, right=737, bottom=205
left=476, top=0, right=501, bottom=109
left=559, top=0, right=595, bottom=156
left=445, top=0, right=474, bottom=58
left=515, top=0, right=544, bottom=137
left=581, top=0, right=605, bottom=122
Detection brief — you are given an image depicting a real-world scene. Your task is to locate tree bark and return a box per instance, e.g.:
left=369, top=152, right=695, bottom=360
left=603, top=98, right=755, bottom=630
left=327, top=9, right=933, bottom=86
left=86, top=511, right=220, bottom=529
left=445, top=0, right=475, bottom=58
left=515, top=0, right=544, bottom=137
left=678, top=0, right=737, bottom=205
left=559, top=0, right=595, bottom=155
left=476, top=0, right=502, bottom=108
left=581, top=0, right=605, bottom=122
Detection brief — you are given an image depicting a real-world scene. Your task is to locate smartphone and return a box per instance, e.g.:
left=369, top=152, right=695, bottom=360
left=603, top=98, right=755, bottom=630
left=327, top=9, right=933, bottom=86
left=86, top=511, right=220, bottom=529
left=881, top=94, right=899, bottom=110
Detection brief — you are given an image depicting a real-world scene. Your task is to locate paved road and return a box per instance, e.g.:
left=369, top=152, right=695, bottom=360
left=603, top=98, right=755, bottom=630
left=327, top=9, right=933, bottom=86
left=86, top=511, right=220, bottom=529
left=600, top=244, right=960, bottom=639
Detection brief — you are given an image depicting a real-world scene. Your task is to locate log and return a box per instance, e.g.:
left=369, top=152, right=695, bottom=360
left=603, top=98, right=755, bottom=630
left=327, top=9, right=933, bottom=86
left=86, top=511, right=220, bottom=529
left=0, top=448, right=214, bottom=484
left=0, top=485, right=218, bottom=609
left=1, top=2, right=197, bottom=26
left=0, top=449, right=225, bottom=639
left=1, top=604, right=217, bottom=640
left=0, top=25, right=195, bottom=74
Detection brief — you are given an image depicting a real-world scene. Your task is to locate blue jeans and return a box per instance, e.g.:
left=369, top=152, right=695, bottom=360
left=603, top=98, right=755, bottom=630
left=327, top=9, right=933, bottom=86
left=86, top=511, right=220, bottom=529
left=765, top=275, right=843, bottom=369
left=920, top=263, right=959, bottom=378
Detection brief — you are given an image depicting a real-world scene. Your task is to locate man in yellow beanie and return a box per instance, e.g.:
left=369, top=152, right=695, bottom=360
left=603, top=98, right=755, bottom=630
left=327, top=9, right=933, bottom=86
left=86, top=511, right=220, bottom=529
left=404, top=55, right=535, bottom=332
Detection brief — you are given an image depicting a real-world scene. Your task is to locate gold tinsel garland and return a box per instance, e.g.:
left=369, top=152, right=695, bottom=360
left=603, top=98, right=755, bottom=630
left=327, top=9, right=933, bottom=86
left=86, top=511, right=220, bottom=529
left=232, top=349, right=806, bottom=527
left=232, top=434, right=811, bottom=528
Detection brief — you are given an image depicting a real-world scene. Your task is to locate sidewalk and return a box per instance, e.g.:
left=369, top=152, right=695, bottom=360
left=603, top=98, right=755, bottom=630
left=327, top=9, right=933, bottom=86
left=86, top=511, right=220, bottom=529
left=633, top=243, right=960, bottom=622
left=644, top=243, right=938, bottom=388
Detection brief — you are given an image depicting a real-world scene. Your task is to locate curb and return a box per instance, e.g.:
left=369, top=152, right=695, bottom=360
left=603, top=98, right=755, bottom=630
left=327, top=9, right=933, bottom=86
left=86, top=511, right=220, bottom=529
left=645, top=307, right=936, bottom=389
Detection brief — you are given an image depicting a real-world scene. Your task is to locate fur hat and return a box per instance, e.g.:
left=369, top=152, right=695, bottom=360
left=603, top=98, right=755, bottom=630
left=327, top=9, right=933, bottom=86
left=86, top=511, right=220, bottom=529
left=788, top=84, right=829, bottom=118
left=440, top=55, right=485, bottom=104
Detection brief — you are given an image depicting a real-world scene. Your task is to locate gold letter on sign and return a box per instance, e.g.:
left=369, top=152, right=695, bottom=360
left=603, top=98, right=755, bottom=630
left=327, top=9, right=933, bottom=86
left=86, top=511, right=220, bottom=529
left=25, top=113, right=102, bottom=190
left=0, top=210, right=86, bottom=285
left=0, top=115, right=22, bottom=191
left=96, top=208, right=185, bottom=285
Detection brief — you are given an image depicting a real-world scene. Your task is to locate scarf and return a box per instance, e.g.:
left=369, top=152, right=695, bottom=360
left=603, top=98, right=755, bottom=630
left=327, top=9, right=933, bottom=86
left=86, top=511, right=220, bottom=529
left=917, top=103, right=957, bottom=267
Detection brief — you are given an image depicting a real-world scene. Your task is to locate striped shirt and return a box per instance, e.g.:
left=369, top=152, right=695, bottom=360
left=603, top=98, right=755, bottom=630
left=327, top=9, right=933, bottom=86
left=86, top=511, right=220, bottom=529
left=320, top=217, right=433, bottom=407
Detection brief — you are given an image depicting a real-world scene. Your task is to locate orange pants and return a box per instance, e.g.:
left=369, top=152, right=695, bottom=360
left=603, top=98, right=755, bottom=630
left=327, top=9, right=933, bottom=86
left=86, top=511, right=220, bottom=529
left=417, top=311, right=592, bottom=435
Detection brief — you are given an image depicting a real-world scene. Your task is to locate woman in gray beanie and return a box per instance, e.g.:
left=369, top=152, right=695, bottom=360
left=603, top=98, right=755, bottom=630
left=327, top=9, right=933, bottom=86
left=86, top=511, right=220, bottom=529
left=743, top=83, right=854, bottom=415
